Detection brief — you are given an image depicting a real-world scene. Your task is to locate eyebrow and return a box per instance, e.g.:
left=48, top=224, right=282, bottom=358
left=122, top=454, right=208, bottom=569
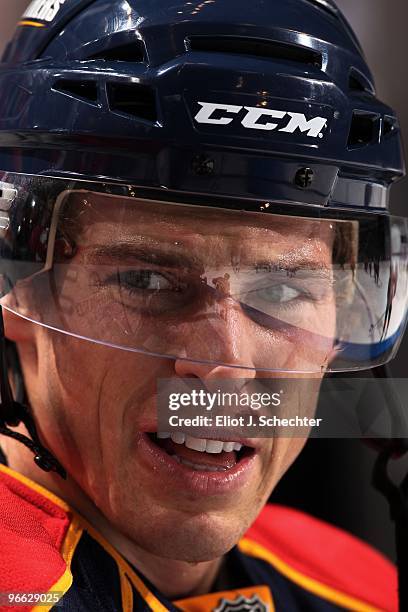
left=85, top=243, right=203, bottom=270
left=254, top=258, right=331, bottom=274
left=84, top=242, right=331, bottom=272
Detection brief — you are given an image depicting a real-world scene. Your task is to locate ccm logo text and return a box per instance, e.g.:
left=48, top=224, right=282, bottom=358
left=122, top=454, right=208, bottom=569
left=194, top=101, right=328, bottom=138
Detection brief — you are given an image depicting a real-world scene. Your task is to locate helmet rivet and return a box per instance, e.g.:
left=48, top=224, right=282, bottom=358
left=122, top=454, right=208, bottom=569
left=192, top=155, right=215, bottom=176
left=295, top=167, right=314, bottom=189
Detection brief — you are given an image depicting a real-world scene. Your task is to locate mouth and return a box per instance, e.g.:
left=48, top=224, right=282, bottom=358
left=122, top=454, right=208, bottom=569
left=136, top=431, right=259, bottom=496
left=148, top=431, right=255, bottom=472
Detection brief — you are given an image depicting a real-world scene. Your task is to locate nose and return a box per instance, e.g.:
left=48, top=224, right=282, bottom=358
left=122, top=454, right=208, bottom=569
left=174, top=357, right=257, bottom=380
left=174, top=297, right=257, bottom=380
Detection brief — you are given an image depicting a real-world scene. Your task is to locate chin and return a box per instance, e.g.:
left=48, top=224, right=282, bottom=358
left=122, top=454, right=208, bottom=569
left=127, top=509, right=249, bottom=562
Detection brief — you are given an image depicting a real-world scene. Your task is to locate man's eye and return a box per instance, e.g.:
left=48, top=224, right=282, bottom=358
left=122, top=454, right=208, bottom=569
left=257, top=284, right=302, bottom=304
left=117, top=270, right=173, bottom=292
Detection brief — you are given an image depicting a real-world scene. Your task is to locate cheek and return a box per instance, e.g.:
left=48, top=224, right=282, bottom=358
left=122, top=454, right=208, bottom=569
left=49, top=338, right=166, bottom=426
left=32, top=334, right=168, bottom=464
left=259, top=374, right=323, bottom=491
left=263, top=437, right=308, bottom=495
left=29, top=334, right=175, bottom=506
left=276, top=437, right=308, bottom=472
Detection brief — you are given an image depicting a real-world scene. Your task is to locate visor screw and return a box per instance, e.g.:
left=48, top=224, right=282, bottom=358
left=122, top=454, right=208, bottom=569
left=295, top=167, right=314, bottom=189
left=192, top=154, right=215, bottom=176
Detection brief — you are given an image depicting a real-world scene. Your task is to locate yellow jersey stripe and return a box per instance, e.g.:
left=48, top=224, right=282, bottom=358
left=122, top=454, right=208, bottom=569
left=239, top=538, right=383, bottom=612
left=119, top=571, right=134, bottom=612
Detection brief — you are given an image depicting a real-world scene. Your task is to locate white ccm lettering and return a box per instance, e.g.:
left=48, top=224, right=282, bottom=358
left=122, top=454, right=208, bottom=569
left=23, top=0, right=66, bottom=22
left=241, top=107, right=286, bottom=131
left=279, top=111, right=328, bottom=138
left=194, top=102, right=242, bottom=125
left=194, top=101, right=328, bottom=138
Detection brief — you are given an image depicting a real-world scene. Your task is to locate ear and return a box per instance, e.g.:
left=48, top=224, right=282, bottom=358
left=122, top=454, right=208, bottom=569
left=2, top=307, right=36, bottom=344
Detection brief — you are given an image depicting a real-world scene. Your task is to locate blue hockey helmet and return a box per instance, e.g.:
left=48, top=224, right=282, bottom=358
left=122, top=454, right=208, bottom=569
left=0, top=0, right=406, bottom=373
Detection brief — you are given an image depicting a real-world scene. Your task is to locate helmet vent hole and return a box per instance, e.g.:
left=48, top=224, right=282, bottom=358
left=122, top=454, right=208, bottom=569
left=88, top=40, right=145, bottom=63
left=107, top=83, right=157, bottom=122
left=186, top=36, right=322, bottom=68
left=53, top=79, right=98, bottom=104
left=383, top=115, right=399, bottom=138
left=348, top=111, right=380, bottom=148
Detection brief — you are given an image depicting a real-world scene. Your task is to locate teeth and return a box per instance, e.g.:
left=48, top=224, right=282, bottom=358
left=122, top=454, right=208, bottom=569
left=157, top=432, right=245, bottom=454
left=185, top=435, right=207, bottom=452
left=205, top=439, right=224, bottom=454
left=171, top=432, right=186, bottom=445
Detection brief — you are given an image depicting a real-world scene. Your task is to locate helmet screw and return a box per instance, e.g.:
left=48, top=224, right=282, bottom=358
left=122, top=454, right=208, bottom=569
left=295, top=167, right=314, bottom=189
left=192, top=154, right=215, bottom=176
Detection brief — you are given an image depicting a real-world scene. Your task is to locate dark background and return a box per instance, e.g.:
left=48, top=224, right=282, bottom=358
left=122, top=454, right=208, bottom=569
left=1, top=0, right=407, bottom=561
left=273, top=0, right=408, bottom=562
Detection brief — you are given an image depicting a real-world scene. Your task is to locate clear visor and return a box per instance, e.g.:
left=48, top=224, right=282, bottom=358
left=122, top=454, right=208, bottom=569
left=0, top=173, right=407, bottom=373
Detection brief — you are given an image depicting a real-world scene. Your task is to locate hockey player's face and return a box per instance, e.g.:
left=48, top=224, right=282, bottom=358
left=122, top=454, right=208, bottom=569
left=7, top=201, right=337, bottom=563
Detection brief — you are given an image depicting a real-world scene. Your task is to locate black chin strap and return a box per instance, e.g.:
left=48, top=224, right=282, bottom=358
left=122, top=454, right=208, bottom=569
left=0, top=306, right=66, bottom=478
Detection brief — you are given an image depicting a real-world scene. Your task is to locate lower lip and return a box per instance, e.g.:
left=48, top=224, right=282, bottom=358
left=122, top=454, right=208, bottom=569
left=135, top=433, right=258, bottom=497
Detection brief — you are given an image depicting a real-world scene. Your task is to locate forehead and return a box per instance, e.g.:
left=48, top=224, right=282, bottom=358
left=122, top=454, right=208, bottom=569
left=60, top=192, right=338, bottom=271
